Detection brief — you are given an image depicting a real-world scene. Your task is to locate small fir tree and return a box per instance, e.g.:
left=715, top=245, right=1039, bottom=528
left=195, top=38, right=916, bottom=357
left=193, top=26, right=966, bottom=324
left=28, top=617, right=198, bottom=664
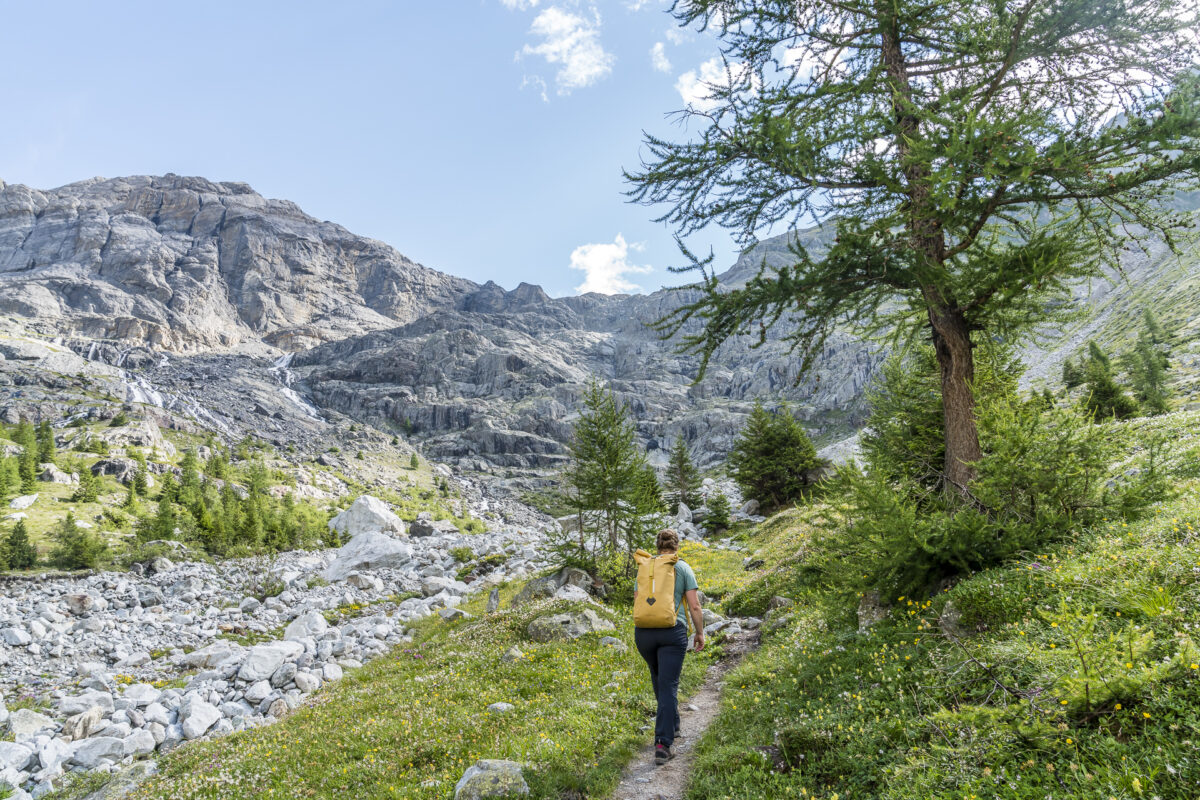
left=1082, top=342, right=1138, bottom=420
left=409, top=453, right=420, bottom=470
left=49, top=512, right=107, bottom=570
left=6, top=520, right=38, bottom=570
left=705, top=492, right=732, bottom=534
left=71, top=465, right=99, bottom=503
left=1061, top=358, right=1085, bottom=389
left=15, top=420, right=37, bottom=493
left=36, top=420, right=55, bottom=465
left=0, top=456, right=13, bottom=499
left=728, top=402, right=821, bottom=510
left=665, top=437, right=701, bottom=513
left=555, top=379, right=662, bottom=576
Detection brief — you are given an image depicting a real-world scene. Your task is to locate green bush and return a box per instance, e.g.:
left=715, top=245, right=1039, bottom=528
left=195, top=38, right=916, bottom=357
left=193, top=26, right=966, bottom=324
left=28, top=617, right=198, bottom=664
left=704, top=492, right=732, bottom=533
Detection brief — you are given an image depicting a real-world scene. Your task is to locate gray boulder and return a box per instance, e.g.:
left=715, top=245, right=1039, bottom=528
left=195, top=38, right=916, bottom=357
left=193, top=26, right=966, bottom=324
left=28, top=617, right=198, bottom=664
left=6, top=709, right=55, bottom=742
left=526, top=610, right=615, bottom=643
left=284, top=610, right=329, bottom=641
left=238, top=641, right=304, bottom=683
left=410, top=511, right=460, bottom=537
left=454, top=759, right=529, bottom=799
left=70, top=736, right=125, bottom=769
left=328, top=495, right=405, bottom=538
left=323, top=532, right=413, bottom=582
left=179, top=698, right=221, bottom=739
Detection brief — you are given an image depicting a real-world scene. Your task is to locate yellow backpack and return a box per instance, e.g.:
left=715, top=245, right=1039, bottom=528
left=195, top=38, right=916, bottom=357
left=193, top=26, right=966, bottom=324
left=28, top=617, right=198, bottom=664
left=633, top=549, right=678, bottom=628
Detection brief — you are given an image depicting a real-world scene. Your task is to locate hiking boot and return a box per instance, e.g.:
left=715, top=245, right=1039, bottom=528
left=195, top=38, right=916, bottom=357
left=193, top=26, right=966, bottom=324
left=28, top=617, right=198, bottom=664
left=655, top=744, right=674, bottom=765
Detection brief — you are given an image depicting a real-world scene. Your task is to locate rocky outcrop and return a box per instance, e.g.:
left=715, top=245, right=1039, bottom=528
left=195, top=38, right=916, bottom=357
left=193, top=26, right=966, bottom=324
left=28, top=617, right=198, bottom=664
left=0, top=175, right=475, bottom=351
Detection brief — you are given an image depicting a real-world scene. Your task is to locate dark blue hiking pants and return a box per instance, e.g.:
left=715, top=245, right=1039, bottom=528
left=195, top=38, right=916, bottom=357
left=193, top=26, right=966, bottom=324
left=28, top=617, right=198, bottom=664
left=634, top=621, right=688, bottom=747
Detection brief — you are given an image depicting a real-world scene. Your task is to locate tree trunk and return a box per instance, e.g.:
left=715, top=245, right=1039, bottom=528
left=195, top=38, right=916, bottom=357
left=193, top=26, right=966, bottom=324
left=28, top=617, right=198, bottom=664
left=929, top=308, right=982, bottom=491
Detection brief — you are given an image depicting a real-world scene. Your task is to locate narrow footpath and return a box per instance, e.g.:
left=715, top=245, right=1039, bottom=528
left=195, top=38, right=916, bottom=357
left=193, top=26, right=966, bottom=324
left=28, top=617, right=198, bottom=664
left=611, top=629, right=760, bottom=800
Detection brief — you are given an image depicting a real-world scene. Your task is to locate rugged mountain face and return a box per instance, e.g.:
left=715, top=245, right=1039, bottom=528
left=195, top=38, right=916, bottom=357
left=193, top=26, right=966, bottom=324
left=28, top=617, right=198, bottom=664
left=0, top=175, right=880, bottom=474
left=6, top=173, right=1194, bottom=479
left=0, top=174, right=475, bottom=351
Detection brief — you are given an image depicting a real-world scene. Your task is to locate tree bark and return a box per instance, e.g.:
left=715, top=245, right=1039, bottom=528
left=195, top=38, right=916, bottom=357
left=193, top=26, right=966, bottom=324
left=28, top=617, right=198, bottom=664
left=929, top=307, right=982, bottom=490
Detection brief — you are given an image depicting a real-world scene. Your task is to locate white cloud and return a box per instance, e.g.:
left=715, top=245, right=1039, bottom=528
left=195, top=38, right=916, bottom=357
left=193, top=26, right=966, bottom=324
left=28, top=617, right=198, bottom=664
left=650, top=42, right=671, bottom=73
left=500, top=0, right=539, bottom=9
left=675, top=56, right=757, bottom=112
left=521, top=7, right=615, bottom=95
left=664, top=27, right=688, bottom=45
left=570, top=234, right=652, bottom=294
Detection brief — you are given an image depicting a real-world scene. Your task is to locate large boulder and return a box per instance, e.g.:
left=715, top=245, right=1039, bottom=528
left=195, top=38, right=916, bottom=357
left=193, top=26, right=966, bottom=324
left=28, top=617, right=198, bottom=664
left=38, top=464, right=74, bottom=484
left=70, top=736, right=125, bottom=769
left=181, top=641, right=244, bottom=670
left=328, top=495, right=405, bottom=539
left=237, top=641, right=304, bottom=683
left=284, top=610, right=329, bottom=641
left=526, top=610, right=614, bottom=643
left=454, top=759, right=529, bottom=799
left=0, top=742, right=32, bottom=772
left=179, top=698, right=222, bottom=739
left=6, top=709, right=55, bottom=742
left=7, top=493, right=36, bottom=510
left=323, top=532, right=414, bottom=582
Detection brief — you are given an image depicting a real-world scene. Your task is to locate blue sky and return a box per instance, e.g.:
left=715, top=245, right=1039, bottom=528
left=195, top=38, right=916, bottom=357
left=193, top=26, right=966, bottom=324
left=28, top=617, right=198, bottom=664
left=0, top=0, right=745, bottom=297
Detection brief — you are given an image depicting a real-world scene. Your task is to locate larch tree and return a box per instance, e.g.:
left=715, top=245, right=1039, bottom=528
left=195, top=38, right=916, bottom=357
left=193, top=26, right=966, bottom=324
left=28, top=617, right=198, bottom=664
left=628, top=0, right=1200, bottom=492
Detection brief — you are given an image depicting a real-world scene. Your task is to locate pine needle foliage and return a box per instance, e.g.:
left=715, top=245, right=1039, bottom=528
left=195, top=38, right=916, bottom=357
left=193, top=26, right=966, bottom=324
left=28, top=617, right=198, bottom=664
left=728, top=402, right=821, bottom=511
left=554, top=379, right=662, bottom=577
left=629, top=0, right=1200, bottom=492
left=665, top=437, right=702, bottom=513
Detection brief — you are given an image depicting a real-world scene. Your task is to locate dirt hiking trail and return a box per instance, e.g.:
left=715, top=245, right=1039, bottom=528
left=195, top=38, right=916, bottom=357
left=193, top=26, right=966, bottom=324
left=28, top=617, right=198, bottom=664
left=611, top=628, right=760, bottom=800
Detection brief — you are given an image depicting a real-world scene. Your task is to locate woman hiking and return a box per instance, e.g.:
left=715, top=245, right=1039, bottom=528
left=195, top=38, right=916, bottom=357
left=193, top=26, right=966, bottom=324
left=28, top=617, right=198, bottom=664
left=632, top=528, right=705, bottom=766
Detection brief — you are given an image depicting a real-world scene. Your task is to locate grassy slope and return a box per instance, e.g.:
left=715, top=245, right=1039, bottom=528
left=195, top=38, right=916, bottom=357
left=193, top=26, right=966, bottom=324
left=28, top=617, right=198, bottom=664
left=686, top=411, right=1200, bottom=800
left=101, top=583, right=719, bottom=800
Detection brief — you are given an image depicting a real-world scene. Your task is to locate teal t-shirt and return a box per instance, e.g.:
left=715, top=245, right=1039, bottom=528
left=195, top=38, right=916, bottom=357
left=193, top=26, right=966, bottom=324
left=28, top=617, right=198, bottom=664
left=674, top=560, right=699, bottom=627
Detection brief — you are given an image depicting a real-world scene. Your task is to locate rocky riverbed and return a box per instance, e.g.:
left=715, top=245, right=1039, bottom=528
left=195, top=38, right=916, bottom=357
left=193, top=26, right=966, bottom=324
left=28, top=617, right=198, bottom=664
left=0, top=496, right=552, bottom=798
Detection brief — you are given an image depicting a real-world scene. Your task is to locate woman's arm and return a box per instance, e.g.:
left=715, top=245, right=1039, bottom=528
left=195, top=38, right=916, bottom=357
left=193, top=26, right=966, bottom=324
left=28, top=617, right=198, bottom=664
left=685, top=589, right=705, bottom=651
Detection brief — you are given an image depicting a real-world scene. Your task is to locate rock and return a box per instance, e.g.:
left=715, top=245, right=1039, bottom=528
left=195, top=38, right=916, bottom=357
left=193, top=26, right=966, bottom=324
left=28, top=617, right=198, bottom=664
left=0, top=698, right=7, bottom=726
left=328, top=495, right=406, bottom=538
left=938, top=600, right=968, bottom=640
left=486, top=588, right=500, bottom=614
left=323, top=532, right=413, bottom=582
left=244, top=681, right=272, bottom=704
left=675, top=502, right=692, bottom=523
left=857, top=590, right=887, bottom=633
left=123, top=728, right=157, bottom=757
left=598, top=636, right=628, bottom=654
left=0, top=742, right=32, bottom=772
left=767, top=596, right=795, bottom=612
left=179, top=699, right=221, bottom=739
left=238, top=641, right=304, bottom=683
left=37, top=738, right=73, bottom=773
left=62, top=706, right=107, bottom=741
left=267, top=698, right=289, bottom=719
left=1, top=628, right=31, bottom=646
left=486, top=702, right=515, bottom=715
left=284, top=610, right=329, bottom=641
left=454, top=759, right=529, bottom=799
left=65, top=593, right=97, bottom=615
left=438, top=607, right=470, bottom=621
left=8, top=494, right=37, bottom=510
left=322, top=663, right=344, bottom=682
left=181, top=641, right=243, bottom=670
left=347, top=572, right=383, bottom=591
left=410, top=512, right=460, bottom=537
left=6, top=709, right=55, bottom=742
left=59, top=690, right=114, bottom=716
left=70, top=736, right=125, bottom=769
left=501, top=646, right=525, bottom=663
left=123, top=684, right=162, bottom=708
left=294, top=671, right=321, bottom=693
left=739, top=499, right=759, bottom=515
left=510, top=575, right=559, bottom=608
left=270, top=662, right=298, bottom=689
left=526, top=610, right=615, bottom=643
left=38, top=464, right=74, bottom=484
left=553, top=584, right=591, bottom=603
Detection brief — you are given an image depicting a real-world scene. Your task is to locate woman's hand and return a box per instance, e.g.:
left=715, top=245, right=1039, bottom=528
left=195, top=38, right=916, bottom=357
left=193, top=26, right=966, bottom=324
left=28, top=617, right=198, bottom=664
left=693, top=632, right=705, bottom=652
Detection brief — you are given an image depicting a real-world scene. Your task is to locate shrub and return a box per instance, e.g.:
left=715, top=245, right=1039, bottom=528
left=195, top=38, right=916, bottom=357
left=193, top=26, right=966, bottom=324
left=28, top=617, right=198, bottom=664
left=109, top=411, right=129, bottom=427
